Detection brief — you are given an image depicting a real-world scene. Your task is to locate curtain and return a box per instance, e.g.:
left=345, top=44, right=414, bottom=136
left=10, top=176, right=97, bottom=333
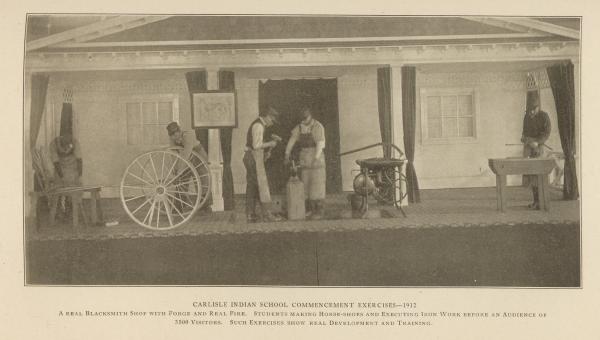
left=218, top=70, right=235, bottom=210
left=401, top=66, right=421, bottom=203
left=29, top=73, right=50, bottom=147
left=377, top=67, right=393, bottom=158
left=59, top=102, right=73, bottom=137
left=547, top=62, right=579, bottom=200
left=184, top=71, right=209, bottom=148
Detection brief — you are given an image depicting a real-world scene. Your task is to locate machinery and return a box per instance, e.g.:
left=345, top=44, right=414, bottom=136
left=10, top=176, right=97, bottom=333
left=119, top=147, right=211, bottom=230
left=341, top=143, right=408, bottom=217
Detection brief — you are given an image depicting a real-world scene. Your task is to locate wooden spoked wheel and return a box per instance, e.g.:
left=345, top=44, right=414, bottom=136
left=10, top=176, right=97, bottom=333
left=166, top=146, right=211, bottom=210
left=120, top=150, right=208, bottom=230
left=372, top=167, right=408, bottom=208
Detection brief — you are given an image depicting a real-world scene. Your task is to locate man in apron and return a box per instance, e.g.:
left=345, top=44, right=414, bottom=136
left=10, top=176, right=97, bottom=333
left=521, top=92, right=551, bottom=210
left=243, top=107, right=283, bottom=223
left=166, top=122, right=211, bottom=211
left=285, top=106, right=326, bottom=220
left=49, top=133, right=82, bottom=219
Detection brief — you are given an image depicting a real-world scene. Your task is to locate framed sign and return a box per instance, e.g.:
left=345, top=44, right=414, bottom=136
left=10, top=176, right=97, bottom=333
left=192, top=90, right=237, bottom=128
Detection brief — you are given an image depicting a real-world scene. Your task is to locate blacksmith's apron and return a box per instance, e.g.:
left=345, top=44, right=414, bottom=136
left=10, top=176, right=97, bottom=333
left=57, top=148, right=80, bottom=187
left=297, top=124, right=326, bottom=200
left=522, top=143, right=544, bottom=187
left=252, top=149, right=272, bottom=203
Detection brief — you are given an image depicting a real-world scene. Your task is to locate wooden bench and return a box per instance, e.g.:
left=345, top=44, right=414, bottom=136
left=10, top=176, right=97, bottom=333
left=31, top=186, right=104, bottom=230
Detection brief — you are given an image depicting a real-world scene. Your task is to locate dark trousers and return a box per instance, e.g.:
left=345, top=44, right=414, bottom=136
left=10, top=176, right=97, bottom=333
left=243, top=151, right=260, bottom=216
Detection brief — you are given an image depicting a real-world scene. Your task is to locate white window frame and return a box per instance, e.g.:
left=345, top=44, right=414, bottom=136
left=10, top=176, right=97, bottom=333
left=420, top=88, right=479, bottom=145
left=120, top=93, right=180, bottom=146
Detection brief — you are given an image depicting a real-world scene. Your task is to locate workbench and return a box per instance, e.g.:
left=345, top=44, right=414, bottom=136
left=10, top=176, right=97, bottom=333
left=488, top=158, right=556, bottom=212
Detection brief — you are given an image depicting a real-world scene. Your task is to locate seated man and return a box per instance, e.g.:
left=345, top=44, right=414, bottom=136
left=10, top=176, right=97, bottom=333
left=48, top=133, right=83, bottom=219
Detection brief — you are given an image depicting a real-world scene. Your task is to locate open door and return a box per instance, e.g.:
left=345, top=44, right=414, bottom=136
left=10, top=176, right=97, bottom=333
left=259, top=78, right=342, bottom=195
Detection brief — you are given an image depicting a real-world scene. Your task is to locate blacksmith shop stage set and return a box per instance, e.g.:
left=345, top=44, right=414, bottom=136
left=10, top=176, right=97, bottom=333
left=23, top=16, right=581, bottom=286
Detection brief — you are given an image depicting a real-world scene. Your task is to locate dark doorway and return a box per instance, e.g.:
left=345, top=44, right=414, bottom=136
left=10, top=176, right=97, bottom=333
left=259, top=78, right=342, bottom=194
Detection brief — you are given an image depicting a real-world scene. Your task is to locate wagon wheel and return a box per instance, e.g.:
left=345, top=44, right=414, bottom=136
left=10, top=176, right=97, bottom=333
left=120, top=150, right=206, bottom=230
left=166, top=146, right=211, bottom=210
left=373, top=167, right=408, bottom=207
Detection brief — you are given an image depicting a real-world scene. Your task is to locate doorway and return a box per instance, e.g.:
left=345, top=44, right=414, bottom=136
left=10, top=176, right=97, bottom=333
left=258, top=78, right=343, bottom=194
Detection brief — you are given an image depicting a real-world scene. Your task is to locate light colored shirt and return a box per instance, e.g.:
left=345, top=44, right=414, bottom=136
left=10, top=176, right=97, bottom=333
left=285, top=118, right=326, bottom=157
left=169, top=130, right=208, bottom=161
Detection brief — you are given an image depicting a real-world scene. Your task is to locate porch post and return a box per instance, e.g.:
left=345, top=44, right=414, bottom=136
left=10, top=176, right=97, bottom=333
left=206, top=67, right=225, bottom=211
left=24, top=71, right=34, bottom=222
left=390, top=64, right=408, bottom=207
left=571, top=58, right=581, bottom=195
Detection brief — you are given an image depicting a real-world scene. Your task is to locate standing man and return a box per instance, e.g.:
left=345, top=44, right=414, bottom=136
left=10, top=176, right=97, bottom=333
left=244, top=106, right=283, bottom=223
left=521, top=92, right=551, bottom=210
left=285, top=106, right=326, bottom=220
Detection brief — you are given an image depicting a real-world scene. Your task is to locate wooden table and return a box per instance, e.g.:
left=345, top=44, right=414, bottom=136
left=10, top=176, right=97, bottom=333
left=32, top=186, right=103, bottom=230
left=488, top=158, right=556, bottom=212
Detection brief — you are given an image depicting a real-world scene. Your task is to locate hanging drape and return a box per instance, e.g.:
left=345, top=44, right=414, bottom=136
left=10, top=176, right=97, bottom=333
left=377, top=67, right=393, bottom=158
left=59, top=102, right=73, bottom=137
left=401, top=66, right=421, bottom=203
left=218, top=70, right=235, bottom=210
left=29, top=73, right=50, bottom=147
left=184, top=71, right=209, bottom=148
left=547, top=61, right=579, bottom=200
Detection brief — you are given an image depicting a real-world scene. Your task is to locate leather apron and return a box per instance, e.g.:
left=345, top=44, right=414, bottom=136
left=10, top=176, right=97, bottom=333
left=57, top=148, right=80, bottom=187
left=252, top=149, right=272, bottom=203
left=297, top=122, right=326, bottom=200
left=522, top=143, right=544, bottom=187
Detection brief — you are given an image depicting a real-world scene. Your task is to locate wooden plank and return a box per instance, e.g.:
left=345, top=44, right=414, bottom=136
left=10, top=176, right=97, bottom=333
left=54, top=32, right=550, bottom=49
left=27, top=16, right=171, bottom=51
left=497, top=18, right=580, bottom=40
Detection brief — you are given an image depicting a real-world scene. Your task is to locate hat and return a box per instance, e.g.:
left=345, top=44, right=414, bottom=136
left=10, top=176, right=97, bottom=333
left=166, top=122, right=180, bottom=136
left=261, top=106, right=280, bottom=122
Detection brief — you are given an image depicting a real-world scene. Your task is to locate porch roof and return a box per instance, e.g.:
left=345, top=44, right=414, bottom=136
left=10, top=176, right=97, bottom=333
left=26, top=15, right=580, bottom=53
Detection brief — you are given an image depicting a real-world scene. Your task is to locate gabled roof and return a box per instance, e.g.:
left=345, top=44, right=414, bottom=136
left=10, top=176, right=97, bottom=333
left=26, top=15, right=580, bottom=53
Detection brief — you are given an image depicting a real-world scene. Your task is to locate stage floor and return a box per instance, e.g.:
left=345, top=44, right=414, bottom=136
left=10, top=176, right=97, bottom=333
left=26, top=186, right=581, bottom=286
left=27, top=186, right=580, bottom=242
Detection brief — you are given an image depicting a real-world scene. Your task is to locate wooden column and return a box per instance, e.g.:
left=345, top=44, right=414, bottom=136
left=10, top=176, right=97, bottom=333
left=24, top=72, right=34, bottom=223
left=571, top=58, right=581, bottom=194
left=206, top=68, right=225, bottom=211
left=390, top=64, right=408, bottom=207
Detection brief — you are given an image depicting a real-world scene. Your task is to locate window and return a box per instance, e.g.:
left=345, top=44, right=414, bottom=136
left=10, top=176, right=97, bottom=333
left=421, top=88, right=477, bottom=143
left=123, top=94, right=179, bottom=146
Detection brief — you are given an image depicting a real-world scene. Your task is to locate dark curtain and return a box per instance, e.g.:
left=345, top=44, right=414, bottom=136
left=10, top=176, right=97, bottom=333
left=401, top=66, right=421, bottom=203
left=29, top=73, right=50, bottom=147
left=218, top=70, right=235, bottom=210
left=258, top=78, right=342, bottom=194
left=377, top=67, right=393, bottom=158
left=184, top=71, right=209, bottom=148
left=59, top=102, right=73, bottom=137
left=547, top=62, right=579, bottom=200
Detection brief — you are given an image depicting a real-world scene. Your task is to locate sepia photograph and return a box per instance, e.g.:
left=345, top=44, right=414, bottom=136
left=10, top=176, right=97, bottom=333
left=23, top=14, right=581, bottom=287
